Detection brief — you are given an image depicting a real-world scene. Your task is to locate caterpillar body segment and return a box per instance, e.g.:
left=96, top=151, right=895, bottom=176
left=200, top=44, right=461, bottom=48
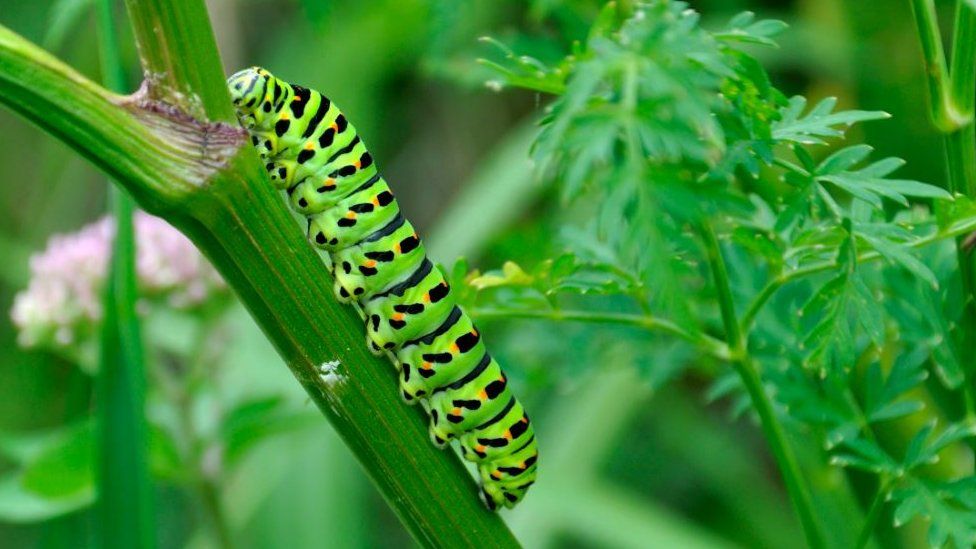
left=228, top=67, right=537, bottom=510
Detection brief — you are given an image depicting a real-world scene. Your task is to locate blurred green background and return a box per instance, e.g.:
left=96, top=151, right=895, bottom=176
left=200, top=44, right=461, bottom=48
left=0, top=0, right=952, bottom=547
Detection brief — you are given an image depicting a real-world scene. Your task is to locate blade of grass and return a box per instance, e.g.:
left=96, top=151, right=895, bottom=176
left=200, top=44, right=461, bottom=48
left=94, top=0, right=155, bottom=547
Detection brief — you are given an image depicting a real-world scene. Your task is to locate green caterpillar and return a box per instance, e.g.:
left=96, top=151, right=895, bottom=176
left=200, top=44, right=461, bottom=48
left=227, top=67, right=537, bottom=510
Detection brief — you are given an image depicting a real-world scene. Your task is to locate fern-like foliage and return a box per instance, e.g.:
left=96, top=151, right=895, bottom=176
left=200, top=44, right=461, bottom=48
left=462, top=1, right=976, bottom=546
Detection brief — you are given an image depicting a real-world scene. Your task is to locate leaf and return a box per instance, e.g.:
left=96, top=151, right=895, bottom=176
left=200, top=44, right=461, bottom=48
left=903, top=422, right=976, bottom=471
left=0, top=474, right=92, bottom=523
left=21, top=423, right=93, bottom=499
left=714, top=11, right=789, bottom=47
left=468, top=261, right=535, bottom=290
left=800, top=265, right=884, bottom=370
left=221, top=396, right=320, bottom=466
left=857, top=231, right=938, bottom=289
left=891, top=478, right=976, bottom=548
left=862, top=349, right=928, bottom=424
left=831, top=437, right=898, bottom=474
left=816, top=144, right=873, bottom=175
left=773, top=96, right=889, bottom=145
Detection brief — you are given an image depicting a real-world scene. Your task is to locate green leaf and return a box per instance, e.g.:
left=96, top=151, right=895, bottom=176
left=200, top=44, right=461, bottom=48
left=816, top=144, right=873, bottom=174
left=813, top=148, right=951, bottom=211
left=773, top=96, right=889, bottom=145
left=221, top=396, right=320, bottom=466
left=891, top=478, right=976, bottom=548
left=857, top=231, right=939, bottom=289
left=714, top=13, right=789, bottom=48
left=22, top=423, right=94, bottom=499
left=0, top=474, right=92, bottom=523
left=830, top=437, right=897, bottom=474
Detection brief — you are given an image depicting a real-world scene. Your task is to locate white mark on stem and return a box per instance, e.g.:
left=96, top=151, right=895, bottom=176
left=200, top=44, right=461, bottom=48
left=318, top=359, right=345, bottom=387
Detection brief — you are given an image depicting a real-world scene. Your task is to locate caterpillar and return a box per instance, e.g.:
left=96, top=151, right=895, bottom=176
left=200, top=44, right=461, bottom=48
left=227, top=67, right=537, bottom=510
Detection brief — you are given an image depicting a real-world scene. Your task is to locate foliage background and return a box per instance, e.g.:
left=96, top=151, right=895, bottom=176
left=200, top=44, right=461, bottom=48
left=0, top=0, right=964, bottom=547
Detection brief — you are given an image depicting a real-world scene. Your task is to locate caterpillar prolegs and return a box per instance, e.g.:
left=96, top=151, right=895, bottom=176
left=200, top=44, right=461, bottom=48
left=227, top=67, right=537, bottom=510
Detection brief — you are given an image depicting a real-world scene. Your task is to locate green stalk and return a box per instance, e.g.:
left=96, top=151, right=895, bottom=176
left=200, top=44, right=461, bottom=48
left=94, top=0, right=155, bottom=546
left=908, top=0, right=971, bottom=132
left=700, top=221, right=825, bottom=549
left=470, top=307, right=730, bottom=360
left=945, top=0, right=976, bottom=429
left=854, top=477, right=891, bottom=549
left=0, top=11, right=518, bottom=546
left=910, top=0, right=976, bottom=432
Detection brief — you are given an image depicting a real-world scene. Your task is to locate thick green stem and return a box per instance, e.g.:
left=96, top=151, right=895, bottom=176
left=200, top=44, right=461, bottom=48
left=700, top=221, right=825, bottom=549
left=122, top=0, right=236, bottom=121
left=0, top=11, right=519, bottom=547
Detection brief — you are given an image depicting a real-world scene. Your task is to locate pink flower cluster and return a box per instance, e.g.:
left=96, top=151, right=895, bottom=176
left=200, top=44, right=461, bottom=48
left=11, top=212, right=226, bottom=348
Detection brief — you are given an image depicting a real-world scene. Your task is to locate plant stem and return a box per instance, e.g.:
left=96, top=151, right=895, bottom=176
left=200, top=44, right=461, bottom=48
left=908, top=0, right=972, bottom=132
left=911, top=0, right=976, bottom=450
left=854, top=477, right=891, bottom=549
left=470, top=307, right=730, bottom=360
left=946, top=0, right=976, bottom=435
left=95, top=0, right=155, bottom=546
left=700, top=221, right=825, bottom=549
left=121, top=0, right=235, bottom=121
left=198, top=476, right=233, bottom=549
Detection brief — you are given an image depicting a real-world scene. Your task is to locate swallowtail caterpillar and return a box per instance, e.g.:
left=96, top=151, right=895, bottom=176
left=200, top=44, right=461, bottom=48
left=227, top=67, right=537, bottom=510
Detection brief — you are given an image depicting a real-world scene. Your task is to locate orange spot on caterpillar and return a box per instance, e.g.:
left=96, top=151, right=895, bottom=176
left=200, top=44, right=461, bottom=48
left=292, top=95, right=303, bottom=102
left=371, top=197, right=379, bottom=206
left=304, top=142, right=315, bottom=150
left=394, top=243, right=401, bottom=253
left=353, top=160, right=361, bottom=169
left=421, top=362, right=432, bottom=370
left=330, top=122, right=338, bottom=131
left=476, top=445, right=486, bottom=453
left=391, top=313, right=405, bottom=321
left=452, top=407, right=461, bottom=416
left=504, top=430, right=512, bottom=441
left=346, top=212, right=356, bottom=219
left=478, top=390, right=487, bottom=400
left=450, top=343, right=459, bottom=353
left=422, top=294, right=430, bottom=303
left=364, top=260, right=377, bottom=268
left=279, top=113, right=290, bottom=120
left=470, top=330, right=478, bottom=336
left=491, top=471, right=502, bottom=480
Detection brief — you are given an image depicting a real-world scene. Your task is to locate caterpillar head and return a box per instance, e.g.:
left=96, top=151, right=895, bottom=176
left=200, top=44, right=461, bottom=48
left=227, top=66, right=273, bottom=125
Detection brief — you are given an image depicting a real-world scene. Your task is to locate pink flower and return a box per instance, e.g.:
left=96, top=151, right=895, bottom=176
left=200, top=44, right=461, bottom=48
left=11, top=212, right=225, bottom=348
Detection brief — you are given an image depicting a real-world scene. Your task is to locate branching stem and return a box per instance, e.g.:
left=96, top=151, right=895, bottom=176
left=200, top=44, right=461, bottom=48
left=700, top=221, right=825, bottom=549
